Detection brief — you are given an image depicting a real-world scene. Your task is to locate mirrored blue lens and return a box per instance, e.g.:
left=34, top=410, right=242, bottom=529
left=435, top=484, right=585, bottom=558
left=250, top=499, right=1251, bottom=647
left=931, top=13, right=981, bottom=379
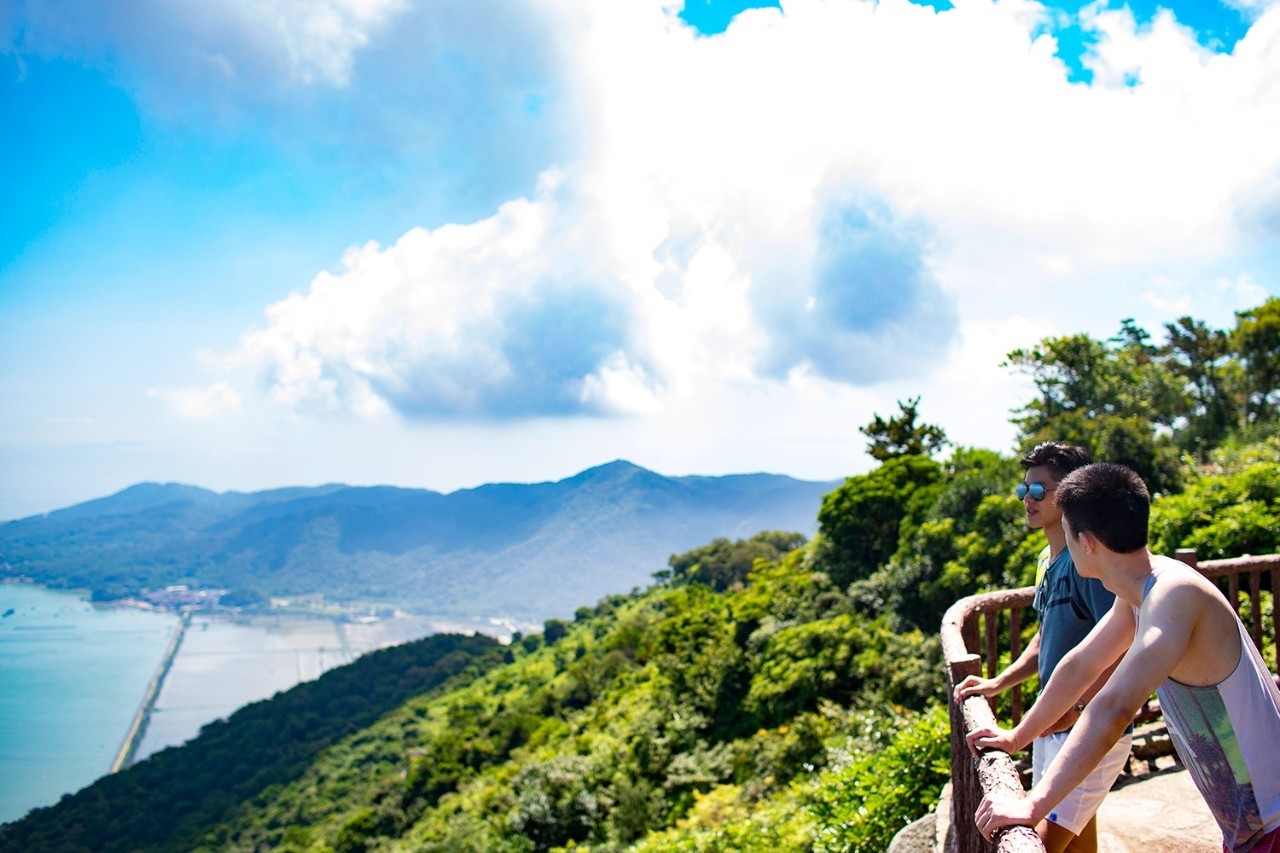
left=1016, top=482, right=1047, bottom=500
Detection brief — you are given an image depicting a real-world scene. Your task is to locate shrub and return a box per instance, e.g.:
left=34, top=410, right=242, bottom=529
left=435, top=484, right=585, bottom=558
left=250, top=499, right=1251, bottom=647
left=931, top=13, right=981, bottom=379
left=806, top=704, right=949, bottom=853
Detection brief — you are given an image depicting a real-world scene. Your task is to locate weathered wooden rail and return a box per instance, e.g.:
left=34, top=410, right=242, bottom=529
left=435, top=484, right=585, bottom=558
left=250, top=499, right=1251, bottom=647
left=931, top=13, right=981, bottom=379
left=941, top=550, right=1279, bottom=853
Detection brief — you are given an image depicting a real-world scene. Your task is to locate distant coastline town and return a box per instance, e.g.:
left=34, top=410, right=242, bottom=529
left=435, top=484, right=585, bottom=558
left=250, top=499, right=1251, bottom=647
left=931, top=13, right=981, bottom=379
left=3, top=574, right=400, bottom=623
left=2, top=575, right=530, bottom=641
left=119, top=584, right=368, bottom=616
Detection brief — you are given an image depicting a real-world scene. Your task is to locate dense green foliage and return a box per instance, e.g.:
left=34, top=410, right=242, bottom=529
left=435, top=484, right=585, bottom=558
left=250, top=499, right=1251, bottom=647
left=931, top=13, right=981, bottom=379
left=813, top=454, right=944, bottom=589
left=664, top=531, right=808, bottom=591
left=1150, top=437, right=1280, bottom=559
left=1006, top=297, right=1280, bottom=492
left=174, top=552, right=945, bottom=852
left=628, top=705, right=949, bottom=853
left=3, top=297, right=1279, bottom=852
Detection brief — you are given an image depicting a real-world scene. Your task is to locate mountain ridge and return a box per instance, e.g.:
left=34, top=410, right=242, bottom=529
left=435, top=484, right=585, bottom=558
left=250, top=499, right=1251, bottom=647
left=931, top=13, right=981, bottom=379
left=0, top=460, right=840, bottom=624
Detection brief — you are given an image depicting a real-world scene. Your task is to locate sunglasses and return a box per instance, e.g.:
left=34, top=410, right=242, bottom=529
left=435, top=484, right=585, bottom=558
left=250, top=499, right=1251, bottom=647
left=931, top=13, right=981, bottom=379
left=1016, top=482, right=1055, bottom=501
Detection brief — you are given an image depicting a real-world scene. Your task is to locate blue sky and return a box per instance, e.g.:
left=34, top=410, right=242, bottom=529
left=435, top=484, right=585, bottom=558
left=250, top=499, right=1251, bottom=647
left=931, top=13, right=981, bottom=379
left=2, top=0, right=1279, bottom=519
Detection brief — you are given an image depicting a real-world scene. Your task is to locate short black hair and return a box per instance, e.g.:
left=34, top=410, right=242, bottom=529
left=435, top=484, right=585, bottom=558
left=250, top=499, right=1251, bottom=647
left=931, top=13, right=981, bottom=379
left=1057, top=463, right=1150, bottom=554
left=1020, top=441, right=1093, bottom=481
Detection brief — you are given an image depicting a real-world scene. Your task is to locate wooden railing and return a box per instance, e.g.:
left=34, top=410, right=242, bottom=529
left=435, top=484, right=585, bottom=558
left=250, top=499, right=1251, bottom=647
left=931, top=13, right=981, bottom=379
left=941, top=550, right=1279, bottom=853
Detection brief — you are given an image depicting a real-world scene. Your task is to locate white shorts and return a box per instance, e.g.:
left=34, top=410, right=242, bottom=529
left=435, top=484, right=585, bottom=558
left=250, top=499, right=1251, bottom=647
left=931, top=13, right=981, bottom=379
left=1031, top=729, right=1132, bottom=836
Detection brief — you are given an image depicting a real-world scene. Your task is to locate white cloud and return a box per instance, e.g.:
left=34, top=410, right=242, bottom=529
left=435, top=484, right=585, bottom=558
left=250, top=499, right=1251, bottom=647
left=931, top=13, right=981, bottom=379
left=204, top=0, right=1280, bottom=427
left=4, top=0, right=576, bottom=207
left=232, top=176, right=665, bottom=419
left=1218, top=272, right=1270, bottom=306
left=148, top=381, right=243, bottom=419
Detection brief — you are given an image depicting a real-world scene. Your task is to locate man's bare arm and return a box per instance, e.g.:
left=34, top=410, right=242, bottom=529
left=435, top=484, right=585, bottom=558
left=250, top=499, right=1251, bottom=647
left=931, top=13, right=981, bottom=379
left=954, top=632, right=1041, bottom=701
left=1039, top=653, right=1123, bottom=737
left=967, top=603, right=1132, bottom=755
left=977, top=582, right=1203, bottom=838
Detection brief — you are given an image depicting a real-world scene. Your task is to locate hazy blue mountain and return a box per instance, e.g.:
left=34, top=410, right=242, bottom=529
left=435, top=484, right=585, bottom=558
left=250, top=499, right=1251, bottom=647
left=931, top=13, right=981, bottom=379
left=0, top=461, right=839, bottom=623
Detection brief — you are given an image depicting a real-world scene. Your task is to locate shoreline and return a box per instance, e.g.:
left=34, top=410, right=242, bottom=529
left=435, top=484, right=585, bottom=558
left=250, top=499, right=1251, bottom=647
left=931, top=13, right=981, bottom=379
left=110, top=610, right=189, bottom=773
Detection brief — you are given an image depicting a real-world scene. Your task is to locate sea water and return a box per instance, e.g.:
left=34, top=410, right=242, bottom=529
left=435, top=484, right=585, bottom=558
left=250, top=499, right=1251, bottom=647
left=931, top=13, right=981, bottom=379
left=0, top=585, right=455, bottom=825
left=0, top=583, right=178, bottom=824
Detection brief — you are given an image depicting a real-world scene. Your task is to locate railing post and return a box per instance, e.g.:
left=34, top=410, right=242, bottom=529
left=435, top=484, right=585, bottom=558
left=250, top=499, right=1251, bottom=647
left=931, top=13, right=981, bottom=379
left=1272, top=567, right=1280, bottom=668
left=948, top=654, right=983, bottom=851
left=1009, top=609, right=1023, bottom=722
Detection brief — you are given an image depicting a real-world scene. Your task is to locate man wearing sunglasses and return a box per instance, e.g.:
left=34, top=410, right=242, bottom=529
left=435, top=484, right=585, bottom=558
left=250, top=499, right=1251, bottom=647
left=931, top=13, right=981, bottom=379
left=954, top=442, right=1129, bottom=853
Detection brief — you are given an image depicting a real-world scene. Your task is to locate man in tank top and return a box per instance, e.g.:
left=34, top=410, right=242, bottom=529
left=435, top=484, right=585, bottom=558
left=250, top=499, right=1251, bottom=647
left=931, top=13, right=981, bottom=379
left=968, top=462, right=1280, bottom=853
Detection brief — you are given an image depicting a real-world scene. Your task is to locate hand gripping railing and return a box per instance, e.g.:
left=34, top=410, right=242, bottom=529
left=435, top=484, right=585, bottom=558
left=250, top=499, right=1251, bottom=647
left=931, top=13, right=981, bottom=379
left=941, top=586, right=1043, bottom=853
left=940, top=549, right=1279, bottom=853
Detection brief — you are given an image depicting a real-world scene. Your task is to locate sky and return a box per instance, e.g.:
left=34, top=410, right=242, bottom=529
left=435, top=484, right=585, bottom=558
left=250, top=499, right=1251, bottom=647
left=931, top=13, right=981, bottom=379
left=2, top=0, right=1279, bottom=520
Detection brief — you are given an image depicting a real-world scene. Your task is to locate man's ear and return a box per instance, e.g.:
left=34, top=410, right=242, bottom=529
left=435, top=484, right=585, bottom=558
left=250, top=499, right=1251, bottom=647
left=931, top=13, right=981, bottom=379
left=1075, top=528, right=1099, bottom=555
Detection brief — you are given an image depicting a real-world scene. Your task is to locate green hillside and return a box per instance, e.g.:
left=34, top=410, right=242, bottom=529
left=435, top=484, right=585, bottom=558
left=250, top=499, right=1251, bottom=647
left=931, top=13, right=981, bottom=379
left=6, top=434, right=1276, bottom=851
left=2, top=300, right=1278, bottom=851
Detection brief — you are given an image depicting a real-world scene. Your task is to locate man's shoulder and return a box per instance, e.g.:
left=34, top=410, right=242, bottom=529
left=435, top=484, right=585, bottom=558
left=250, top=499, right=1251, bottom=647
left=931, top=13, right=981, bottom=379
left=1051, top=548, right=1094, bottom=584
left=1149, top=556, right=1207, bottom=588
left=1142, top=560, right=1222, bottom=613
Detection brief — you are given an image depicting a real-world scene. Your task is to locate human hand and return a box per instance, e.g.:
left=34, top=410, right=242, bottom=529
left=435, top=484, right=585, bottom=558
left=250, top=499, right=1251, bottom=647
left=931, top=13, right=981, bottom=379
left=966, top=724, right=1020, bottom=757
left=975, top=793, right=1039, bottom=841
left=953, top=674, right=1000, bottom=701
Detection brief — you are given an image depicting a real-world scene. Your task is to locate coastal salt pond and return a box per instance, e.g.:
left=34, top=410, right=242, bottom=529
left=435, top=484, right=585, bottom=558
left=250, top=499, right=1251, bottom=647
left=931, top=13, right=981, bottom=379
left=132, top=611, right=446, bottom=761
left=1, top=584, right=464, bottom=824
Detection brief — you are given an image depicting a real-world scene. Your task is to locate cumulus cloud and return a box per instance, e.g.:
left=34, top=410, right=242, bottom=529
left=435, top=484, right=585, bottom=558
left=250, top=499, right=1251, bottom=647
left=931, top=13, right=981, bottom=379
left=751, top=192, right=957, bottom=384
left=68, top=0, right=1253, bottom=428
left=1220, top=0, right=1280, bottom=23
left=212, top=0, right=1280, bottom=423
left=5, top=0, right=580, bottom=215
left=232, top=175, right=663, bottom=419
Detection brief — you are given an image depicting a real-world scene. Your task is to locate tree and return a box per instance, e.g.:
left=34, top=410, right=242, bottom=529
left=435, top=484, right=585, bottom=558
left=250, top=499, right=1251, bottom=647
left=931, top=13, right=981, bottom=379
left=1161, top=315, right=1237, bottom=457
left=508, top=755, right=602, bottom=850
left=1004, top=321, right=1185, bottom=493
left=1232, top=296, right=1280, bottom=425
left=543, top=618, right=570, bottom=644
left=1150, top=457, right=1280, bottom=559
left=1005, top=324, right=1184, bottom=434
left=667, top=532, right=808, bottom=592
left=860, top=397, right=948, bottom=461
left=814, top=455, right=942, bottom=588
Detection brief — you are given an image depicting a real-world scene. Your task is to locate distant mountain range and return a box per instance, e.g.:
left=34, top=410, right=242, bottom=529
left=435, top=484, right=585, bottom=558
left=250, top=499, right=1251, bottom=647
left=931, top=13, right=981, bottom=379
left=0, top=461, right=840, bottom=624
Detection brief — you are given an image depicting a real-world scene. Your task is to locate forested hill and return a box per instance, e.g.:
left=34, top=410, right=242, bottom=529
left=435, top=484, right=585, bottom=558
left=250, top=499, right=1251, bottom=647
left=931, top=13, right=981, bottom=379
left=0, top=530, right=954, bottom=853
left=0, top=460, right=838, bottom=623
left=2, top=300, right=1278, bottom=851
left=7, top=434, right=1273, bottom=852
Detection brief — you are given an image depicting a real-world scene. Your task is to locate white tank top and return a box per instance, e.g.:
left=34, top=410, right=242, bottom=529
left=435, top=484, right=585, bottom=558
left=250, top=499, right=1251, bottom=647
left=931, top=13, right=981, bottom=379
left=1140, top=572, right=1280, bottom=852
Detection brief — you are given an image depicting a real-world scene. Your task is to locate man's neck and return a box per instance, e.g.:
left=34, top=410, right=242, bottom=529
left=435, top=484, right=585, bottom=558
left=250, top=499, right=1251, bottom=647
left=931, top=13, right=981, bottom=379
left=1099, top=549, right=1160, bottom=607
left=1043, top=522, right=1066, bottom=559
